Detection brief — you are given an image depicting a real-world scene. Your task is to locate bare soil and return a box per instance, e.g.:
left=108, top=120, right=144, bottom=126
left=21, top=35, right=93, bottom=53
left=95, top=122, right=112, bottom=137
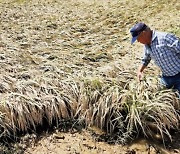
left=24, top=128, right=180, bottom=154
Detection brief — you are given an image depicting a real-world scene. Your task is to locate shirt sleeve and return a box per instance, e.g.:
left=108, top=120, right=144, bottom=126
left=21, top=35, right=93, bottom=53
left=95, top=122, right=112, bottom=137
left=165, top=33, right=180, bottom=54
left=142, top=46, right=151, bottom=66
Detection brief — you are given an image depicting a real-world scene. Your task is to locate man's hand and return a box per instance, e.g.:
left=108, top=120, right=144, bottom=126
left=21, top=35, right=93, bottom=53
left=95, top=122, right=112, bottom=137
left=137, top=64, right=146, bottom=82
left=137, top=71, right=144, bottom=82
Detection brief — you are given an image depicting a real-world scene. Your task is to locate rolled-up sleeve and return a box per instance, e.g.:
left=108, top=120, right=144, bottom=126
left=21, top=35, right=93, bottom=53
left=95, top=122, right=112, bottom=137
left=142, top=46, right=151, bottom=66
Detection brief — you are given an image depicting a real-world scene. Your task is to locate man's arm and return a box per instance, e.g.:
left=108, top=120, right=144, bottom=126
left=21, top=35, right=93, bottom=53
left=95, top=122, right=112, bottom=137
left=137, top=47, right=151, bottom=81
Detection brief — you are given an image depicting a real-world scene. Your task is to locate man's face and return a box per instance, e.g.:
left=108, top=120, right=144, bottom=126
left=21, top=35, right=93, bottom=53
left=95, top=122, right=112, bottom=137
left=137, top=30, right=151, bottom=45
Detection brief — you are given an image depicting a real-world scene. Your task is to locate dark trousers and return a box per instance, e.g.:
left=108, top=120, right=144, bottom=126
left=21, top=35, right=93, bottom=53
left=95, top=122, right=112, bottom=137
left=160, top=72, right=180, bottom=95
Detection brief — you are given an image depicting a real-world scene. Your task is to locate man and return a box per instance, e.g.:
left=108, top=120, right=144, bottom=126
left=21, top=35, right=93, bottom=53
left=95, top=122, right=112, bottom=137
left=130, top=22, right=180, bottom=94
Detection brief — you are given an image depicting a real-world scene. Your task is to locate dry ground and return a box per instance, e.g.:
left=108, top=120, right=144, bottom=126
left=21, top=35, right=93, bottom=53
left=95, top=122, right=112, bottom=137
left=0, top=0, right=179, bottom=153
left=23, top=129, right=180, bottom=154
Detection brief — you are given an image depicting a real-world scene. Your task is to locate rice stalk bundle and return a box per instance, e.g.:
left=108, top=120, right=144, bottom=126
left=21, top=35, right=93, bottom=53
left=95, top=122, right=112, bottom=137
left=118, top=77, right=180, bottom=141
left=3, top=94, right=43, bottom=135
left=0, top=73, right=179, bottom=144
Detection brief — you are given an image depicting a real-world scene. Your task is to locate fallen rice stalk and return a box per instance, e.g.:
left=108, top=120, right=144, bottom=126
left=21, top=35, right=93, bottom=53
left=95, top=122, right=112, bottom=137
left=0, top=74, right=179, bottom=144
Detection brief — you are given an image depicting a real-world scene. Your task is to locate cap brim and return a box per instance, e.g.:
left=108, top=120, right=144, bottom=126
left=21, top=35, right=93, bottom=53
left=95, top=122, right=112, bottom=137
left=131, top=36, right=138, bottom=44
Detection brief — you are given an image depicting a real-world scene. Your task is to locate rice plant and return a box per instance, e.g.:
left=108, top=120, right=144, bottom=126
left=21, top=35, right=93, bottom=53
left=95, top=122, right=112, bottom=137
left=0, top=71, right=179, bottom=145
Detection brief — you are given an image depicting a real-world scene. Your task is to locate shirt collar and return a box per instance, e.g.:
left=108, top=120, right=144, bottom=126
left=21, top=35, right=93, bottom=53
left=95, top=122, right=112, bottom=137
left=151, top=30, right=157, bottom=42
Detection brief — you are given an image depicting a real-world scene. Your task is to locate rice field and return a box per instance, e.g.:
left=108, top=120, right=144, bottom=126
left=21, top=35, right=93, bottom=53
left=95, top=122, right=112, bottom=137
left=0, top=0, right=179, bottom=153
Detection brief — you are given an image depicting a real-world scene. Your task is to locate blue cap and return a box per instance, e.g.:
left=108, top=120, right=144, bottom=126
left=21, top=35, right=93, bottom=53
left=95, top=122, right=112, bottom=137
left=130, top=23, right=147, bottom=44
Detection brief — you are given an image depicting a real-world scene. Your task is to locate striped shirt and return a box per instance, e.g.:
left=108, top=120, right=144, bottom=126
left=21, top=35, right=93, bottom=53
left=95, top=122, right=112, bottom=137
left=142, top=30, right=180, bottom=76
